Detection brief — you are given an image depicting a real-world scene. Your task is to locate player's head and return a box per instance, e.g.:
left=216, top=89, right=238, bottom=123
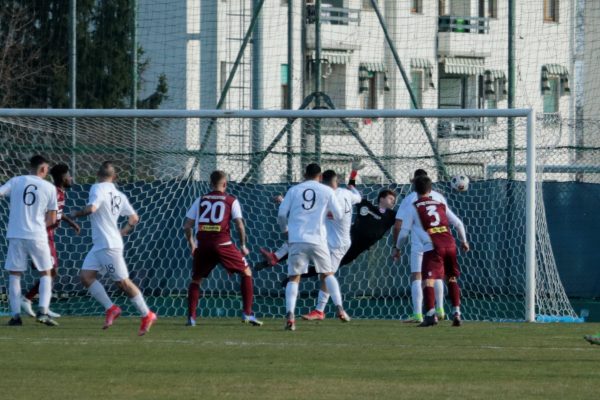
left=304, top=163, right=322, bottom=181
left=411, top=168, right=428, bottom=183
left=322, top=169, right=338, bottom=189
left=210, top=170, right=227, bottom=191
left=414, top=175, right=433, bottom=196
left=97, top=161, right=116, bottom=182
left=29, top=155, right=50, bottom=177
left=377, top=189, right=396, bottom=209
left=50, top=163, right=72, bottom=188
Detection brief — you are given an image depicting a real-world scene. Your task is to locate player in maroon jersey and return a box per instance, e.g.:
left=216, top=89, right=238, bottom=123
left=395, top=175, right=469, bottom=327
left=183, top=170, right=262, bottom=327
left=21, top=164, right=81, bottom=318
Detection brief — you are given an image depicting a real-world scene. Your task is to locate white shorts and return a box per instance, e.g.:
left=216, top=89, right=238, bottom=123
left=329, top=244, right=350, bottom=273
left=410, top=248, right=424, bottom=274
left=82, top=248, right=129, bottom=281
left=287, top=242, right=333, bottom=276
left=4, top=239, right=53, bottom=272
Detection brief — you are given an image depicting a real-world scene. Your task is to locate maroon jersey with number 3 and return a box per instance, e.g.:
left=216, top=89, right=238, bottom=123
left=195, top=191, right=238, bottom=245
left=413, top=197, right=456, bottom=250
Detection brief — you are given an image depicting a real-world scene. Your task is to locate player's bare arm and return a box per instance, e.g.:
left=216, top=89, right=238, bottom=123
left=70, top=204, right=98, bottom=219
left=392, top=219, right=403, bottom=261
left=120, top=213, right=139, bottom=236
left=183, top=217, right=196, bottom=256
left=61, top=214, right=81, bottom=235
left=45, top=210, right=57, bottom=228
left=233, top=218, right=249, bottom=256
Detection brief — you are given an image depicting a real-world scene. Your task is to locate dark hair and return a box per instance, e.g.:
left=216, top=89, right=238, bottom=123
left=414, top=175, right=432, bottom=195
left=50, top=163, right=69, bottom=184
left=305, top=163, right=321, bottom=179
left=29, top=155, right=49, bottom=170
left=97, top=161, right=115, bottom=179
left=377, top=189, right=396, bottom=201
left=322, top=169, right=337, bottom=185
left=413, top=169, right=428, bottom=179
left=210, top=170, right=227, bottom=187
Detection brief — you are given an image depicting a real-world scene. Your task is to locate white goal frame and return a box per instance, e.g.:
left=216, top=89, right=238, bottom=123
left=0, top=107, right=537, bottom=321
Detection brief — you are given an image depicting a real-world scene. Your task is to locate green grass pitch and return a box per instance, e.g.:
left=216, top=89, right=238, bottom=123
left=0, top=317, right=599, bottom=400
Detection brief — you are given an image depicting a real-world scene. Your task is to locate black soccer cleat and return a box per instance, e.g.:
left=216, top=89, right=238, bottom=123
left=253, top=261, right=270, bottom=272
left=452, top=312, right=462, bottom=327
left=8, top=316, right=23, bottom=326
left=418, top=315, right=438, bottom=327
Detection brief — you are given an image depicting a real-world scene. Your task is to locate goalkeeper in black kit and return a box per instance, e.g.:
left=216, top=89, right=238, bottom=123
left=257, top=160, right=397, bottom=286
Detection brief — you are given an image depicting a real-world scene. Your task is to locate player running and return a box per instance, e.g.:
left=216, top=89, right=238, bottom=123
left=584, top=333, right=600, bottom=345
left=0, top=155, right=59, bottom=326
left=396, top=175, right=469, bottom=327
left=70, top=161, right=157, bottom=336
left=302, top=169, right=361, bottom=321
left=183, top=170, right=262, bottom=327
left=277, top=163, right=346, bottom=331
left=393, top=169, right=449, bottom=323
left=21, top=163, right=81, bottom=319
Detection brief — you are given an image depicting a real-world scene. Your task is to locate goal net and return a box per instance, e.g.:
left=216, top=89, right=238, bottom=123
left=0, top=108, right=583, bottom=322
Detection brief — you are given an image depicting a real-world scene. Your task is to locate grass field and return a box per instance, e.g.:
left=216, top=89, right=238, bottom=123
left=0, top=317, right=599, bottom=400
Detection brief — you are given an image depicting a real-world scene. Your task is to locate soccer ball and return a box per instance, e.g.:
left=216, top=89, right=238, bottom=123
left=451, top=175, right=470, bottom=192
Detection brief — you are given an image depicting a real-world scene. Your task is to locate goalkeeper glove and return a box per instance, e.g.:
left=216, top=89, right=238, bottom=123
left=349, top=158, right=366, bottom=186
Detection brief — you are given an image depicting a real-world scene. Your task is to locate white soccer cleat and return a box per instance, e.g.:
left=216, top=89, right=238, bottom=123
left=337, top=306, right=351, bottom=323
left=47, top=309, right=62, bottom=318
left=20, top=296, right=36, bottom=318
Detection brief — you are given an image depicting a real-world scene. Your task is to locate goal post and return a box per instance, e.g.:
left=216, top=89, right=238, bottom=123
left=0, top=107, right=576, bottom=322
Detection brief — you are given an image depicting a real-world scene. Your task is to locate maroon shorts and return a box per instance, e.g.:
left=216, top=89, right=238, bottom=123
left=422, top=246, right=460, bottom=280
left=193, top=242, right=249, bottom=280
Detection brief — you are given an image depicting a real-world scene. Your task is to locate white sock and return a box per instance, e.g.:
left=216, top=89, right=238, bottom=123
left=315, top=290, right=330, bottom=312
left=324, top=275, right=343, bottom=307
left=411, top=280, right=423, bottom=315
left=88, top=280, right=113, bottom=310
left=129, top=294, right=150, bottom=317
left=274, top=243, right=289, bottom=260
left=9, top=275, right=21, bottom=317
left=38, top=275, right=52, bottom=314
left=434, top=279, right=445, bottom=311
left=452, top=306, right=461, bottom=315
left=285, top=281, right=299, bottom=315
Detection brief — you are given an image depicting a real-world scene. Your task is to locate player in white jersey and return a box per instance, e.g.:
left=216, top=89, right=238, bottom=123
left=301, top=169, right=361, bottom=321
left=393, top=169, right=449, bottom=323
left=0, top=155, right=59, bottom=326
left=277, top=163, right=346, bottom=331
left=70, top=162, right=157, bottom=336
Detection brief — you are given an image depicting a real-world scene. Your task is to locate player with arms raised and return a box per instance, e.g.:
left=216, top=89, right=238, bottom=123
left=277, top=163, right=346, bottom=331
left=393, top=169, right=449, bottom=323
left=21, top=163, right=80, bottom=319
left=0, top=155, right=59, bottom=326
left=396, top=176, right=469, bottom=327
left=183, top=170, right=262, bottom=327
left=71, top=161, right=157, bottom=336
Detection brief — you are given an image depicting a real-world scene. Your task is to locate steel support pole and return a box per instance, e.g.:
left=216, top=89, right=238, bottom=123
left=314, top=0, right=322, bottom=164
left=69, top=0, right=77, bottom=179
left=370, top=0, right=448, bottom=180
left=507, top=0, right=516, bottom=180
left=131, top=0, right=138, bottom=181
left=286, top=0, right=295, bottom=181
left=252, top=0, right=264, bottom=181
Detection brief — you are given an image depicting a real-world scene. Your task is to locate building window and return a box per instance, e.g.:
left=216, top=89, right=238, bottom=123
left=281, top=64, right=290, bottom=109
left=543, top=76, right=559, bottom=113
left=410, top=70, right=423, bottom=109
left=488, top=0, right=497, bottom=18
left=486, top=97, right=497, bottom=124
left=439, top=0, right=448, bottom=16
left=544, top=0, right=559, bottom=23
left=362, top=0, right=373, bottom=9
left=411, top=0, right=423, bottom=14
left=362, top=75, right=378, bottom=109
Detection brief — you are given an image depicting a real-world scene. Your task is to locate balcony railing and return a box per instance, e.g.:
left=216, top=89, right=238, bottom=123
left=438, top=16, right=490, bottom=34
left=437, top=118, right=488, bottom=139
left=306, top=5, right=361, bottom=26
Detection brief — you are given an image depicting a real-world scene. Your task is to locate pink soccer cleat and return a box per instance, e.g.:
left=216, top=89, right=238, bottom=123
left=259, top=248, right=279, bottom=266
left=302, top=310, right=325, bottom=321
left=138, top=311, right=158, bottom=336
left=103, top=305, right=122, bottom=330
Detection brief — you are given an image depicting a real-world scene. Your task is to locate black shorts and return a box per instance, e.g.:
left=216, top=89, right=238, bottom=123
left=340, top=241, right=373, bottom=266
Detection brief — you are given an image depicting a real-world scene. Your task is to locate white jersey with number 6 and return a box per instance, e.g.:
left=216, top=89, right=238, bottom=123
left=87, top=182, right=135, bottom=251
left=0, top=175, right=58, bottom=241
left=326, top=187, right=361, bottom=249
left=278, top=180, right=344, bottom=245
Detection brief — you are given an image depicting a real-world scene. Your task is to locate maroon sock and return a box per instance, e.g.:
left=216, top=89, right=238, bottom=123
left=241, top=275, right=254, bottom=316
left=188, top=282, right=200, bottom=319
left=448, top=280, right=461, bottom=308
left=25, top=281, right=40, bottom=301
left=424, top=286, right=435, bottom=313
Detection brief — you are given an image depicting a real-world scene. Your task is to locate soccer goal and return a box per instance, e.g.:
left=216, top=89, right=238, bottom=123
left=0, top=108, right=579, bottom=322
